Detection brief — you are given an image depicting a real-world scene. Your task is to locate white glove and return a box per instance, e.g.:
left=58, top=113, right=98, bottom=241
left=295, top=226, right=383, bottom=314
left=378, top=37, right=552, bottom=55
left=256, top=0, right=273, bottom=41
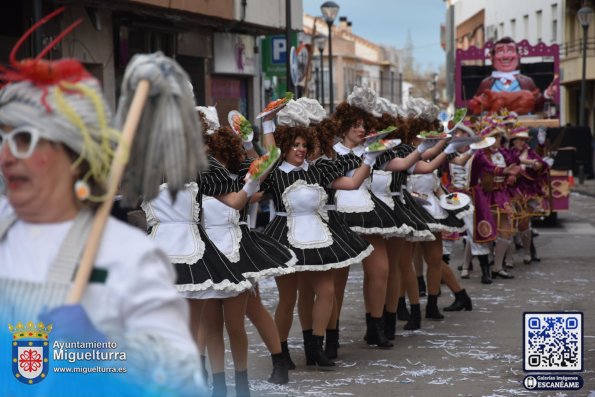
left=417, top=139, right=438, bottom=154
left=543, top=157, right=554, bottom=167
left=363, top=151, right=381, bottom=166
left=242, top=177, right=260, bottom=197
left=444, top=141, right=469, bottom=154
left=537, top=128, right=546, bottom=145
left=263, top=120, right=276, bottom=135
left=243, top=141, right=254, bottom=150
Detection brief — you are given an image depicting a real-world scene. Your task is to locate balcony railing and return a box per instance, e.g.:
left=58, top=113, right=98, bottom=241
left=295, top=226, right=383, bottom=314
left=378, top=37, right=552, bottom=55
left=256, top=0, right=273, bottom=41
left=560, top=38, right=595, bottom=58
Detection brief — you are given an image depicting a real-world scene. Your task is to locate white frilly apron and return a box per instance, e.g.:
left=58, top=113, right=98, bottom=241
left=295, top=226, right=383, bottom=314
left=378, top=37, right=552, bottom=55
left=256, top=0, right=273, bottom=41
left=281, top=180, right=333, bottom=249
left=201, top=195, right=242, bottom=262
left=407, top=172, right=448, bottom=219
left=370, top=170, right=395, bottom=209
left=142, top=182, right=205, bottom=264
left=334, top=168, right=375, bottom=213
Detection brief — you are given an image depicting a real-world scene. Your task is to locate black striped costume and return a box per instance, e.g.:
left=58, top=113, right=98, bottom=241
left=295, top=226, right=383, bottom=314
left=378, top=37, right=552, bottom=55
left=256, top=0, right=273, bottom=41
left=262, top=159, right=373, bottom=271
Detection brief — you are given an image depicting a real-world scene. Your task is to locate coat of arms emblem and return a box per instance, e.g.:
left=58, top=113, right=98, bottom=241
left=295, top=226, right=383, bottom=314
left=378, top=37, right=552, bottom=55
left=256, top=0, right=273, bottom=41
left=9, top=321, right=52, bottom=384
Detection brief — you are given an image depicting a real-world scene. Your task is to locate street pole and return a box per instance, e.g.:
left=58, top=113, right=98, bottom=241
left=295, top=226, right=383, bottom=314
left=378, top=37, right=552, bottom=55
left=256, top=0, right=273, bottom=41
left=398, top=72, right=403, bottom=104
left=327, top=22, right=334, bottom=113
left=315, top=65, right=320, bottom=102
left=286, top=0, right=293, bottom=94
left=319, top=47, right=325, bottom=109
left=579, top=24, right=588, bottom=126
left=390, top=70, right=395, bottom=102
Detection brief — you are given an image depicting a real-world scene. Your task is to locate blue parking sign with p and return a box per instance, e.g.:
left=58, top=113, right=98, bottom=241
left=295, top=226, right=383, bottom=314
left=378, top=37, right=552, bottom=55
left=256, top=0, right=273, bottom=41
left=271, top=36, right=287, bottom=64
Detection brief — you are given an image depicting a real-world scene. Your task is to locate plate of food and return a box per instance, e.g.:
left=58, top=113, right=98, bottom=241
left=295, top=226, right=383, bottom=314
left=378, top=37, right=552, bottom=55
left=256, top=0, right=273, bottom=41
left=439, top=192, right=471, bottom=210
left=247, top=146, right=281, bottom=180
left=228, top=110, right=254, bottom=142
left=256, top=92, right=294, bottom=119
left=364, top=139, right=401, bottom=154
left=416, top=130, right=451, bottom=140
left=469, top=136, right=496, bottom=150
left=363, top=126, right=397, bottom=145
left=444, top=108, right=468, bottom=132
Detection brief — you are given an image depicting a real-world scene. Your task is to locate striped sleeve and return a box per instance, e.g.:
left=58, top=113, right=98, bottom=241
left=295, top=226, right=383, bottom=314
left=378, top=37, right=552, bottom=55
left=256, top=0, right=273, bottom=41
left=199, top=156, right=239, bottom=196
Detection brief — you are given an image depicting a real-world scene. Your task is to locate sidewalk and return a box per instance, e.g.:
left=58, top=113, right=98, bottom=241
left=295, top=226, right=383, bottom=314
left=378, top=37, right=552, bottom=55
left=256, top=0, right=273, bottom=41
left=571, top=177, right=595, bottom=198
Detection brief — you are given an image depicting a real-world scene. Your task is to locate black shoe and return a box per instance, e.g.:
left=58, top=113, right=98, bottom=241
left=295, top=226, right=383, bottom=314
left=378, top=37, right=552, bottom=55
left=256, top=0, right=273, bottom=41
left=280, top=341, right=296, bottom=370
left=383, top=306, right=397, bottom=340
left=443, top=289, right=473, bottom=312
left=457, top=265, right=463, bottom=271
left=235, top=370, right=251, bottom=397
left=306, top=335, right=335, bottom=368
left=478, top=255, right=492, bottom=284
left=492, top=269, right=514, bottom=279
left=442, top=254, right=450, bottom=264
left=417, top=276, right=427, bottom=297
left=531, top=255, right=541, bottom=262
left=268, top=353, right=289, bottom=385
left=403, top=304, right=421, bottom=330
left=211, top=372, right=227, bottom=397
left=324, top=329, right=339, bottom=359
left=396, top=297, right=410, bottom=321
left=366, top=316, right=393, bottom=348
left=425, top=295, right=444, bottom=320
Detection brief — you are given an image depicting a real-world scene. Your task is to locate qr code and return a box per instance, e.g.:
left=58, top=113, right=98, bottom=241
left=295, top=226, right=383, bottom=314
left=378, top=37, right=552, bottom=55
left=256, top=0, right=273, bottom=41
left=523, top=312, right=583, bottom=372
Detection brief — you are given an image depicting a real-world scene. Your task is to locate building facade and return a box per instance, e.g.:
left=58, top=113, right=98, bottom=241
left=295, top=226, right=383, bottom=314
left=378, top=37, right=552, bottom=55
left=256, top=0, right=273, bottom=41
left=0, top=0, right=302, bottom=123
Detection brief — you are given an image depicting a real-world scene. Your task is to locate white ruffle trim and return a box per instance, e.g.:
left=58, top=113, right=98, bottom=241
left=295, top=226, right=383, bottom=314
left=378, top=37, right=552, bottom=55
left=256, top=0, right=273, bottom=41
left=176, top=278, right=252, bottom=294
left=282, top=180, right=333, bottom=249
left=242, top=263, right=296, bottom=282
left=293, top=244, right=374, bottom=272
left=349, top=225, right=406, bottom=237
left=405, top=229, right=436, bottom=242
left=428, top=223, right=466, bottom=234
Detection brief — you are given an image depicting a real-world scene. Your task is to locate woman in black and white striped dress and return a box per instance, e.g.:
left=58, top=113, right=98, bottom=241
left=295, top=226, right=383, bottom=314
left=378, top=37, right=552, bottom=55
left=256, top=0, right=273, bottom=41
left=261, top=101, right=375, bottom=368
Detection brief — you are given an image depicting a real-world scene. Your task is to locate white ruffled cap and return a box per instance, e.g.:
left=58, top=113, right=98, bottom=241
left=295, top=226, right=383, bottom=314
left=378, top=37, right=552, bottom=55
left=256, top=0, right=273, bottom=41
left=296, top=97, right=326, bottom=124
left=196, top=106, right=220, bottom=135
left=347, top=85, right=378, bottom=115
left=405, top=97, right=439, bottom=121
left=277, top=100, right=310, bottom=127
left=374, top=97, right=397, bottom=117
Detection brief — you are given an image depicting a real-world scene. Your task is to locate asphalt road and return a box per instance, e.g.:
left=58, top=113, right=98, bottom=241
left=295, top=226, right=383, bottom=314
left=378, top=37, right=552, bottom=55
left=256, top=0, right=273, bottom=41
left=227, top=191, right=595, bottom=397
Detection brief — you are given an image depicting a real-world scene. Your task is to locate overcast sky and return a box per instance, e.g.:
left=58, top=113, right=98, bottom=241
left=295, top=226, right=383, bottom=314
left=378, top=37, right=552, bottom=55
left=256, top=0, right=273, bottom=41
left=302, top=0, right=447, bottom=72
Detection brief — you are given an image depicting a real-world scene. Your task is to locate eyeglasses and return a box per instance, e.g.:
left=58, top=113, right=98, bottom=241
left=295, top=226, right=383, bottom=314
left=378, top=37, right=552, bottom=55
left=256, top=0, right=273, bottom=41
left=0, top=126, right=41, bottom=159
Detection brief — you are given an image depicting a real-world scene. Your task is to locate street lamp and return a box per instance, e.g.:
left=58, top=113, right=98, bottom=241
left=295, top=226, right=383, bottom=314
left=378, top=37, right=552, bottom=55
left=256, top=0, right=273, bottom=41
left=577, top=5, right=593, bottom=126
left=314, top=34, right=326, bottom=108
left=321, top=1, right=339, bottom=112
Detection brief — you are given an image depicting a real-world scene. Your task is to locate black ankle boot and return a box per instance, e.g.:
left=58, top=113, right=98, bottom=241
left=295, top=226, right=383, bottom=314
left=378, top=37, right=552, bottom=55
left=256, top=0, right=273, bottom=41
left=383, top=306, right=397, bottom=340
left=397, top=297, right=410, bottom=321
left=267, top=353, right=289, bottom=385
left=324, top=329, right=339, bottom=359
left=530, top=239, right=541, bottom=262
left=280, top=340, right=296, bottom=370
left=442, top=254, right=450, bottom=264
left=306, top=334, right=335, bottom=368
left=302, top=329, right=314, bottom=365
left=425, top=295, right=444, bottom=320
left=235, top=370, right=250, bottom=397
left=211, top=372, right=227, bottom=397
left=417, top=276, right=427, bottom=297
left=366, top=316, right=393, bottom=348
left=403, top=304, right=421, bottom=330
left=478, top=254, right=493, bottom=284
left=443, top=289, right=473, bottom=312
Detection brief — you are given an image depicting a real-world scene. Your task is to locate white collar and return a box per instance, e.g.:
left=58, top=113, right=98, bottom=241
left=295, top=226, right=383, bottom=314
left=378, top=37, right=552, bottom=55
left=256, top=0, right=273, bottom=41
left=491, top=70, right=520, bottom=80
left=279, top=160, right=309, bottom=173
left=333, top=142, right=365, bottom=157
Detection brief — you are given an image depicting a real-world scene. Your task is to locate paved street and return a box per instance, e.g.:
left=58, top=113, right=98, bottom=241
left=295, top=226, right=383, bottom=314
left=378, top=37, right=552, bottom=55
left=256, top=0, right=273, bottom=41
left=232, top=186, right=595, bottom=397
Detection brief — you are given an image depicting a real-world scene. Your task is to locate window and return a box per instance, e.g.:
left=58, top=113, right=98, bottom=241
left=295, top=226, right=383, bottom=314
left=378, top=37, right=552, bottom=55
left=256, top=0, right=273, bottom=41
left=511, top=19, right=516, bottom=39
left=551, top=4, right=558, bottom=42
left=536, top=10, right=543, bottom=42
left=523, top=15, right=529, bottom=39
left=500, top=22, right=505, bottom=38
